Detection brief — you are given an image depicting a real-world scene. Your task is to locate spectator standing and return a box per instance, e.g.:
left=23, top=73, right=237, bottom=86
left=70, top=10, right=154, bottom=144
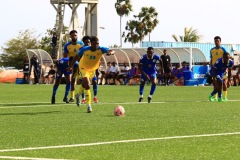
left=23, top=57, right=29, bottom=84
left=161, top=49, right=172, bottom=85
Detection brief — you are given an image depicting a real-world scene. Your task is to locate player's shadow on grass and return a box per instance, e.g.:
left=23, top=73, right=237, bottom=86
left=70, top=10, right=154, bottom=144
left=0, top=111, right=61, bottom=116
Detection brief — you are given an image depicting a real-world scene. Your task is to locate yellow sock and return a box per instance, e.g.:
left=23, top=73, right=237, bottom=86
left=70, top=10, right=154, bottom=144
left=79, top=85, right=85, bottom=95
left=223, top=91, right=227, bottom=98
left=70, top=91, right=74, bottom=99
left=85, top=89, right=91, bottom=105
left=214, top=94, right=217, bottom=99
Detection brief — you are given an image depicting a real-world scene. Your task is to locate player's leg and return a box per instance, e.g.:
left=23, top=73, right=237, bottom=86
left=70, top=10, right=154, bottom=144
left=148, top=74, right=157, bottom=103
left=51, top=71, right=62, bottom=104
left=139, top=74, right=146, bottom=102
left=63, top=72, right=71, bottom=103
left=222, top=78, right=228, bottom=101
left=92, top=76, right=98, bottom=103
left=69, top=68, right=77, bottom=102
left=82, top=71, right=94, bottom=113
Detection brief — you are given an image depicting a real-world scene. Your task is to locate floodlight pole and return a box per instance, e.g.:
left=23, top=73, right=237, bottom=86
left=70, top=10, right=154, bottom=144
left=189, top=47, right=193, bottom=70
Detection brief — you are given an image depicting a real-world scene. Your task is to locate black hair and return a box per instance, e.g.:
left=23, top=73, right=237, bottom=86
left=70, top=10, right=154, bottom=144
left=90, top=36, right=99, bottom=43
left=147, top=47, right=154, bottom=50
left=82, top=35, right=91, bottom=42
left=223, top=52, right=230, bottom=56
left=69, top=30, right=78, bottom=35
left=214, top=36, right=221, bottom=42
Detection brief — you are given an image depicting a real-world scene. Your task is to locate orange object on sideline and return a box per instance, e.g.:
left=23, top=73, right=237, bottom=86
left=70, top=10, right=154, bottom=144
left=0, top=70, right=23, bottom=83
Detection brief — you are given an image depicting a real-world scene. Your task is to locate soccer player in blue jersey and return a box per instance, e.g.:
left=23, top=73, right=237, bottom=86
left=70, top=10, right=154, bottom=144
left=68, top=36, right=115, bottom=113
left=63, top=30, right=84, bottom=102
left=210, top=36, right=227, bottom=101
left=80, top=36, right=99, bottom=104
left=208, top=53, right=233, bottom=102
left=138, top=47, right=162, bottom=103
left=51, top=54, right=71, bottom=104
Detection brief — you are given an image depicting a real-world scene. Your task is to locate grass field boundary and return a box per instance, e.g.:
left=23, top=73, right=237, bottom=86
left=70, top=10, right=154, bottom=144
left=0, top=132, right=240, bottom=153
left=0, top=156, right=69, bottom=160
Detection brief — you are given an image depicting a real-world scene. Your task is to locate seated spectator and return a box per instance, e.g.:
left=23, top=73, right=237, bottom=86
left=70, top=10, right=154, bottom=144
left=117, top=62, right=130, bottom=85
left=233, top=65, right=240, bottom=86
left=125, top=63, right=140, bottom=85
left=105, top=62, right=119, bottom=85
left=99, top=62, right=111, bottom=85
left=170, top=63, right=183, bottom=85
left=45, top=65, right=56, bottom=84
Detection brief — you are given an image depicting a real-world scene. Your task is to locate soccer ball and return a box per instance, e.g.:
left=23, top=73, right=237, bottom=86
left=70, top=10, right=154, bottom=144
left=114, top=105, right=125, bottom=116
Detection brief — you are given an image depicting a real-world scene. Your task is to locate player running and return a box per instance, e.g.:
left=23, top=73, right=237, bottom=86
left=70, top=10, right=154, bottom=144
left=68, top=36, right=115, bottom=113
left=208, top=53, right=233, bottom=102
left=79, top=36, right=99, bottom=104
left=138, top=47, right=162, bottom=103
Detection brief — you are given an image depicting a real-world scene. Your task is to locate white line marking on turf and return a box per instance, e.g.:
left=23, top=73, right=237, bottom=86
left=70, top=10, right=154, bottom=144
left=1, top=99, right=240, bottom=109
left=0, top=132, right=239, bottom=153
left=0, top=156, right=69, bottom=160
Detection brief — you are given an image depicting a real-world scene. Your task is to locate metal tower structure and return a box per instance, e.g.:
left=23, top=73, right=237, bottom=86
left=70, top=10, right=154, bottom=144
left=50, top=0, right=98, bottom=59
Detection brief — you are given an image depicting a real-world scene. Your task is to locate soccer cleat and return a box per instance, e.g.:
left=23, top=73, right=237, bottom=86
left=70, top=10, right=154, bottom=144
left=223, top=97, right=228, bottom=102
left=87, top=105, right=92, bottom=113
left=138, top=97, right=143, bottom=102
left=81, top=99, right=86, bottom=104
left=208, top=95, right=215, bottom=102
left=218, top=98, right=224, bottom=102
left=51, top=97, right=55, bottom=104
left=69, top=98, right=74, bottom=103
left=63, top=97, right=69, bottom=103
left=148, top=97, right=152, bottom=103
left=75, top=94, right=80, bottom=107
left=93, top=97, right=99, bottom=103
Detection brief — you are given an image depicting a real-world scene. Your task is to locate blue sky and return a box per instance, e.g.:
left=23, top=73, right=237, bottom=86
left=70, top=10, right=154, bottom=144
left=0, top=0, right=240, bottom=50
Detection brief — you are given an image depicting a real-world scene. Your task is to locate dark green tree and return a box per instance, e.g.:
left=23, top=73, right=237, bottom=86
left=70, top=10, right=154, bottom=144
left=0, top=29, right=39, bottom=69
left=172, top=27, right=202, bottom=42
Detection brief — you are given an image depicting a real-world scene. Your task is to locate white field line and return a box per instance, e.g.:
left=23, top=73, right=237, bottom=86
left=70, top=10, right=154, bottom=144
left=0, top=156, right=70, bottom=160
left=1, top=100, right=240, bottom=109
left=0, top=132, right=240, bottom=153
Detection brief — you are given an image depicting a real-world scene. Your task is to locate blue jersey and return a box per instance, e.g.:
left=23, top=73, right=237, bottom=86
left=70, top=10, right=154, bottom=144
left=139, top=54, right=160, bottom=74
left=210, top=58, right=233, bottom=78
left=57, top=58, right=70, bottom=72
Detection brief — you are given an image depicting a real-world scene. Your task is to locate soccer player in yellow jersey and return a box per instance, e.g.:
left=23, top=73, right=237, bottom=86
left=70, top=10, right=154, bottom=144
left=63, top=30, right=84, bottom=103
left=210, top=36, right=227, bottom=101
left=68, top=36, right=115, bottom=113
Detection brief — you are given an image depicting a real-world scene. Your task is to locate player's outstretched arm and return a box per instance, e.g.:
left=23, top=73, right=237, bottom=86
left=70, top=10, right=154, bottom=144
left=106, top=50, right=115, bottom=56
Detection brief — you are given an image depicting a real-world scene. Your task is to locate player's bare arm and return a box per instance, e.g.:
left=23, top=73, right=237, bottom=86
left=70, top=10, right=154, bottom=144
left=106, top=50, right=115, bottom=56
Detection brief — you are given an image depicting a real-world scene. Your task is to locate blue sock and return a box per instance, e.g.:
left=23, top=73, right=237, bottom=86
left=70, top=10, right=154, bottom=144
left=140, top=85, right=144, bottom=96
left=150, top=84, right=156, bottom=95
left=210, top=90, right=217, bottom=96
left=64, top=83, right=71, bottom=98
left=93, top=83, right=98, bottom=96
left=52, top=85, right=58, bottom=97
left=218, top=91, right=222, bottom=98
left=82, top=93, right=85, bottom=99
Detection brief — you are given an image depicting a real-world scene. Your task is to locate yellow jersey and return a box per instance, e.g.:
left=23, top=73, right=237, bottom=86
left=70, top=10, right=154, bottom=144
left=78, top=46, right=109, bottom=72
left=210, top=46, right=227, bottom=65
left=64, top=41, right=84, bottom=58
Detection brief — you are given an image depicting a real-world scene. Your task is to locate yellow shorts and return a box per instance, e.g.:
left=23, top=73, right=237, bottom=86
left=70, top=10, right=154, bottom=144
left=79, top=69, right=95, bottom=80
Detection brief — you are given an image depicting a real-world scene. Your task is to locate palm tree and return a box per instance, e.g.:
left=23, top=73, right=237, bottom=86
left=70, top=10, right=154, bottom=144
left=123, top=20, right=140, bottom=47
left=172, top=27, right=202, bottom=42
left=134, top=7, right=159, bottom=42
left=115, top=0, right=133, bottom=47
